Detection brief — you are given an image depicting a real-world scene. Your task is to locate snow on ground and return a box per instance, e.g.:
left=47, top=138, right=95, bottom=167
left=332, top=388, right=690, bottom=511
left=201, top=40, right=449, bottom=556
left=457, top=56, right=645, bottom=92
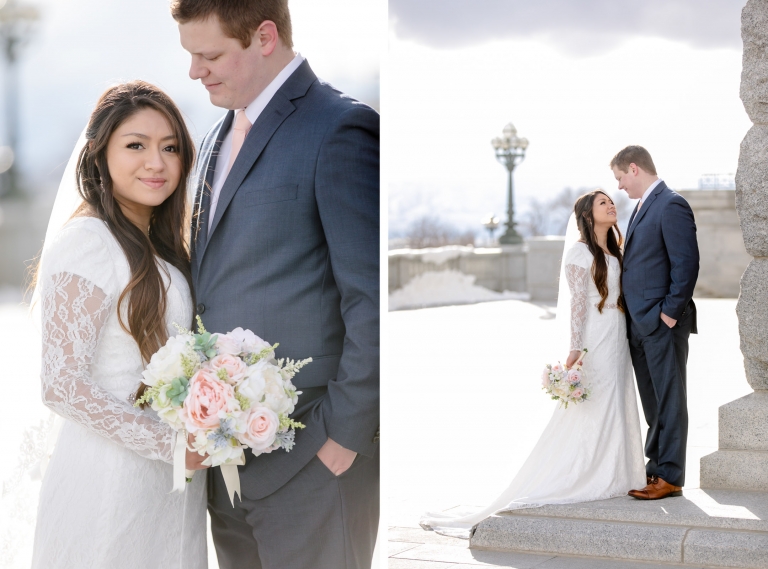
left=389, top=270, right=530, bottom=311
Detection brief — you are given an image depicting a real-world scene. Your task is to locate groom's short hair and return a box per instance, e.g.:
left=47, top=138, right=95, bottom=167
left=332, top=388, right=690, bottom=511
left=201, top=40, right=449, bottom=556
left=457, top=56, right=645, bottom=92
left=171, top=0, right=293, bottom=49
left=610, top=145, right=657, bottom=176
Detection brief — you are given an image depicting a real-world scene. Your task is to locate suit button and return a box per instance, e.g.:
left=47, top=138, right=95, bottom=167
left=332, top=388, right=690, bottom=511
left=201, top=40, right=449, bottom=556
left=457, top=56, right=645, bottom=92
left=372, top=427, right=380, bottom=444
left=197, top=303, right=205, bottom=314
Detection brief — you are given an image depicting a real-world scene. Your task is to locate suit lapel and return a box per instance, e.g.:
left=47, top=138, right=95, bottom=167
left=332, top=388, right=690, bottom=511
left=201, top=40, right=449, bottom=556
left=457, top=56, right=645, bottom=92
left=192, top=111, right=233, bottom=272
left=626, top=203, right=639, bottom=237
left=197, top=60, right=317, bottom=267
left=625, top=181, right=666, bottom=246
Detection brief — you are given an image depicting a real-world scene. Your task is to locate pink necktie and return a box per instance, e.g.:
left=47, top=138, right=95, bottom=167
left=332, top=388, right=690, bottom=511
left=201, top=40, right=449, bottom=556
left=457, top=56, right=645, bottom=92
left=208, top=109, right=252, bottom=231
left=227, top=108, right=252, bottom=173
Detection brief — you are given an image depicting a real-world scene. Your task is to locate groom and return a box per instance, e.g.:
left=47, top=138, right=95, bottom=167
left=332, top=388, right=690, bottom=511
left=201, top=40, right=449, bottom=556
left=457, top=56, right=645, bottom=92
left=611, top=146, right=699, bottom=501
left=173, top=1, right=380, bottom=567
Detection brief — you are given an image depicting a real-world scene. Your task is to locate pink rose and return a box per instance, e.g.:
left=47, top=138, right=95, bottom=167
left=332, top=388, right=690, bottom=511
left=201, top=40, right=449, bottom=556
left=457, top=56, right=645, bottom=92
left=541, top=368, right=551, bottom=387
left=181, top=369, right=237, bottom=432
left=239, top=407, right=279, bottom=452
left=551, top=363, right=564, bottom=374
left=215, top=334, right=242, bottom=355
left=208, top=353, right=247, bottom=385
left=228, top=327, right=272, bottom=356
left=571, top=387, right=584, bottom=399
left=567, top=369, right=582, bottom=385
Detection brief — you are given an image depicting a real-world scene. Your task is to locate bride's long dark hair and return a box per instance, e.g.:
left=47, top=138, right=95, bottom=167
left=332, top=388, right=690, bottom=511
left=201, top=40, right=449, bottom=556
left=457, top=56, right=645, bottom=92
left=73, top=81, right=196, bottom=368
left=573, top=190, right=625, bottom=314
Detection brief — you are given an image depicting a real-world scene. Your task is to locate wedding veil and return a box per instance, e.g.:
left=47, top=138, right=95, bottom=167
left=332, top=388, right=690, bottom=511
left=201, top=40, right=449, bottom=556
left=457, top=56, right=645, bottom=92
left=553, top=213, right=580, bottom=359
left=30, top=128, right=88, bottom=312
left=0, top=131, right=87, bottom=568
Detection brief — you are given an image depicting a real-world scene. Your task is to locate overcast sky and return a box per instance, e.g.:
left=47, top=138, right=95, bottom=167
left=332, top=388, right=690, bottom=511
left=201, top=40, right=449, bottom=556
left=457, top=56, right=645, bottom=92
left=388, top=0, right=751, bottom=238
left=2, top=0, right=381, bottom=196
left=389, top=0, right=744, bottom=54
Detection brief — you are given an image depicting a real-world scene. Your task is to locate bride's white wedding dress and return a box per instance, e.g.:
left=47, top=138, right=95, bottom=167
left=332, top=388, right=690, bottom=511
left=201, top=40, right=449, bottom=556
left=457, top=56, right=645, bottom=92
left=31, top=217, right=206, bottom=568
left=420, top=241, right=646, bottom=538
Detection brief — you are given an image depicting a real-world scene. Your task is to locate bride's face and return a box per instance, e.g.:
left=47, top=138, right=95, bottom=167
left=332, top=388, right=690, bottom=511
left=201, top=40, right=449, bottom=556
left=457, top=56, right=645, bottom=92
left=105, top=108, right=181, bottom=224
left=592, top=193, right=617, bottom=227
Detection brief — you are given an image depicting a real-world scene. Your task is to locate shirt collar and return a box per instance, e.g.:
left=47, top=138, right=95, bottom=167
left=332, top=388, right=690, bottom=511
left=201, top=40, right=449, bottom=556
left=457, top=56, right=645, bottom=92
left=243, top=52, right=305, bottom=125
left=640, top=178, right=662, bottom=204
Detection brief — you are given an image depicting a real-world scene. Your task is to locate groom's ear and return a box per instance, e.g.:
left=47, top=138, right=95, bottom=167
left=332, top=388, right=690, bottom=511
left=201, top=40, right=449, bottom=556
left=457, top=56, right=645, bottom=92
left=254, top=20, right=279, bottom=56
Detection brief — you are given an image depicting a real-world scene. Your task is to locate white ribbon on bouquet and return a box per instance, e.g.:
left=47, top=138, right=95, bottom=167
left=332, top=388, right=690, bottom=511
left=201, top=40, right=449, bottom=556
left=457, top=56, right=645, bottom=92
left=171, top=430, right=191, bottom=493
left=171, top=429, right=244, bottom=506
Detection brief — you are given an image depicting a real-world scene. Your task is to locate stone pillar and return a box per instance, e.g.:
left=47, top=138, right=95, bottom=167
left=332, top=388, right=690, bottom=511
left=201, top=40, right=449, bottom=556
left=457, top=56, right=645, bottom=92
left=700, top=0, right=768, bottom=490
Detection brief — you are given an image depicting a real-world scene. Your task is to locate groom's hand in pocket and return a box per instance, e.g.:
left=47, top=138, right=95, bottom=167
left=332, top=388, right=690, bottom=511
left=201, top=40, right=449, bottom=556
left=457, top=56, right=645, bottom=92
left=185, top=433, right=210, bottom=470
left=317, top=437, right=357, bottom=476
left=661, top=312, right=677, bottom=328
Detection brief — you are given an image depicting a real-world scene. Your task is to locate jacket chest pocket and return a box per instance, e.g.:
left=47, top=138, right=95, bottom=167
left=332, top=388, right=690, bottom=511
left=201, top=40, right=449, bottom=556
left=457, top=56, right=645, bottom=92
left=634, top=222, right=658, bottom=235
left=239, top=184, right=298, bottom=207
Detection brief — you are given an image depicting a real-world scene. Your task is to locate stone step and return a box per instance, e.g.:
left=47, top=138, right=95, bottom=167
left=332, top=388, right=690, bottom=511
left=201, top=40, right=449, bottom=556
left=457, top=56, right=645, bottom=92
left=718, top=391, right=768, bottom=451
left=701, top=449, right=768, bottom=491
left=469, top=489, right=768, bottom=568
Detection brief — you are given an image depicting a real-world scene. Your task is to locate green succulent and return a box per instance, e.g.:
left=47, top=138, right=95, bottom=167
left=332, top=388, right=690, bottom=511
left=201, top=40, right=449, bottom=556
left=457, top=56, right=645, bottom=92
left=193, top=331, right=218, bottom=359
left=167, top=377, right=190, bottom=407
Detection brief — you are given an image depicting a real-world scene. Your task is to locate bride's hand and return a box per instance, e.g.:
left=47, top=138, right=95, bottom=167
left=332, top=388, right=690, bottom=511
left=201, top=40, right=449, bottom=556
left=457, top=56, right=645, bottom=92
left=565, top=350, right=581, bottom=369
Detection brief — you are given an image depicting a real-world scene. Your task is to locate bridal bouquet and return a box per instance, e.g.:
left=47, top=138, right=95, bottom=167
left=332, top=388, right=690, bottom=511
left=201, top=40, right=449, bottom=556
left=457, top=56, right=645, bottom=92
left=541, top=349, right=589, bottom=408
left=135, top=316, right=311, bottom=504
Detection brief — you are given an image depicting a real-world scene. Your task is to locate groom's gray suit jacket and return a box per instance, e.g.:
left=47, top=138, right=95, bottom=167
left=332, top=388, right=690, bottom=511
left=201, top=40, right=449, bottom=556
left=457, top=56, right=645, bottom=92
left=190, top=60, right=379, bottom=499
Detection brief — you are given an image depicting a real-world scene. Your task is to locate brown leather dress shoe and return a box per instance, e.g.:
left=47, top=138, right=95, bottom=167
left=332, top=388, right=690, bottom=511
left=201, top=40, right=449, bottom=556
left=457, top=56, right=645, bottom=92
left=628, top=476, right=682, bottom=500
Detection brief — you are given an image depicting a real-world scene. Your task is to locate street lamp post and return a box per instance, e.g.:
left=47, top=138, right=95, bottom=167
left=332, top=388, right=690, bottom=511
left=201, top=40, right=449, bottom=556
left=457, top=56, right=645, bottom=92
left=491, top=123, right=528, bottom=245
left=0, top=0, right=39, bottom=199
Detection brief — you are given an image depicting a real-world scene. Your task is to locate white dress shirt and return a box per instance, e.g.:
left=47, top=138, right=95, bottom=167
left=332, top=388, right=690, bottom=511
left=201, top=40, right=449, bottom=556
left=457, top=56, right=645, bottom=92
left=208, top=52, right=305, bottom=229
left=639, top=178, right=663, bottom=207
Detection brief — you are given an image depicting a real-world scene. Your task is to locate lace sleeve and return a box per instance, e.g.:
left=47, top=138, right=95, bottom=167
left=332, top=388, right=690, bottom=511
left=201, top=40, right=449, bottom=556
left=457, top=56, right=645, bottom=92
left=40, top=272, right=175, bottom=463
left=565, top=263, right=589, bottom=351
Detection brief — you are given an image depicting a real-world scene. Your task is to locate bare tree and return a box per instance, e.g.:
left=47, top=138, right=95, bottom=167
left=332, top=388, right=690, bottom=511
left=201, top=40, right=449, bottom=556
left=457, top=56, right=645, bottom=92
left=517, top=197, right=550, bottom=237
left=405, top=215, right=476, bottom=248
left=518, top=187, right=638, bottom=238
left=519, top=187, right=581, bottom=237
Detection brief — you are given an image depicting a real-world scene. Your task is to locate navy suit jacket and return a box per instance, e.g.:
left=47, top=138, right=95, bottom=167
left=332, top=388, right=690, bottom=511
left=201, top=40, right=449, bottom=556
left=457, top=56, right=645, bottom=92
left=622, top=182, right=699, bottom=337
left=190, top=60, right=380, bottom=499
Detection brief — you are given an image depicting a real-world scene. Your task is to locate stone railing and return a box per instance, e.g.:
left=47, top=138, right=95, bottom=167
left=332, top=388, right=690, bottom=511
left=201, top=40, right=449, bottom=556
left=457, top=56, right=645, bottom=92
left=389, top=189, right=748, bottom=303
left=388, top=237, right=565, bottom=301
left=678, top=189, right=749, bottom=298
left=0, top=199, right=52, bottom=287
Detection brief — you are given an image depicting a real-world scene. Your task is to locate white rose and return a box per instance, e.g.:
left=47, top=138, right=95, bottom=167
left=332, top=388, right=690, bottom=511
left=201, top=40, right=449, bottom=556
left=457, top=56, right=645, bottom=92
left=238, top=362, right=268, bottom=405
left=260, top=365, right=293, bottom=415
left=191, top=430, right=245, bottom=467
left=151, top=383, right=186, bottom=430
left=157, top=406, right=185, bottom=431
left=554, top=382, right=571, bottom=398
left=142, top=335, right=196, bottom=386
left=228, top=327, right=273, bottom=356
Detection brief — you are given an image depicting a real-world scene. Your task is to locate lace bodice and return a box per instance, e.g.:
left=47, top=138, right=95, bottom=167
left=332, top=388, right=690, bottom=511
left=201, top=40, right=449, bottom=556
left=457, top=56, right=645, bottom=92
left=564, top=242, right=621, bottom=351
left=39, top=217, right=193, bottom=463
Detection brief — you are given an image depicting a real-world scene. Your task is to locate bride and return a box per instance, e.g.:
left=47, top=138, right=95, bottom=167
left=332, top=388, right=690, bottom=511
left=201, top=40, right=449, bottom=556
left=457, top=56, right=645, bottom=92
left=420, top=189, right=646, bottom=538
left=30, top=81, right=208, bottom=567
